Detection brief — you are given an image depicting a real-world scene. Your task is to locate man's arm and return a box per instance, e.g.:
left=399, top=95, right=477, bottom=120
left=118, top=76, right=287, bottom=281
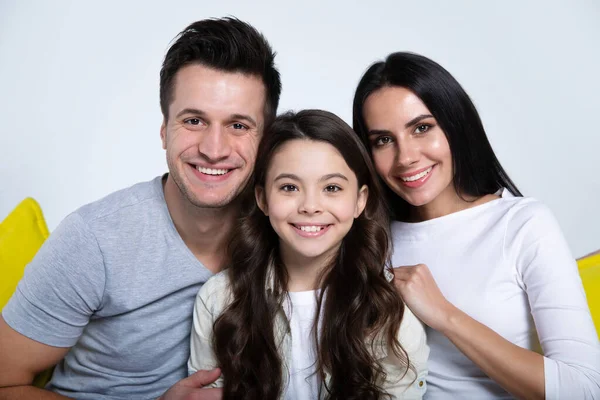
left=0, top=316, right=71, bottom=399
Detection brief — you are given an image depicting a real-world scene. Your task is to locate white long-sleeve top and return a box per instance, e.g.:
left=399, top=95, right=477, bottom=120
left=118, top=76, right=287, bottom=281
left=391, top=190, right=600, bottom=399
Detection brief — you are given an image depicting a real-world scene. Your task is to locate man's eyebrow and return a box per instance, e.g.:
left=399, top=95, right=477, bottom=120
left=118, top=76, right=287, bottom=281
left=230, top=113, right=257, bottom=127
left=320, top=173, right=348, bottom=182
left=175, top=108, right=206, bottom=119
left=174, top=110, right=257, bottom=127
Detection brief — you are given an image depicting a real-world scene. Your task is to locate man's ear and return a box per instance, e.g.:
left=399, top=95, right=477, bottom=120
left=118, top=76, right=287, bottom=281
left=355, top=185, right=369, bottom=218
left=160, top=120, right=167, bottom=150
left=255, top=186, right=268, bottom=216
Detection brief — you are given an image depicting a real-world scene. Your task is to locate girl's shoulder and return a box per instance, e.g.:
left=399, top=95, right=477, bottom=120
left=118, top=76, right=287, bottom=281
left=196, top=270, right=234, bottom=314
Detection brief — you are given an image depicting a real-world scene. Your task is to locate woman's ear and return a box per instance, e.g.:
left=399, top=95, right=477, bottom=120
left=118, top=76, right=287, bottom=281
left=255, top=186, right=268, bottom=216
left=355, top=185, right=369, bottom=218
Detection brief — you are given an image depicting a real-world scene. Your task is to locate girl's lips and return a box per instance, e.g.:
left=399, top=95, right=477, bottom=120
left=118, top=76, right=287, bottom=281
left=291, top=224, right=332, bottom=238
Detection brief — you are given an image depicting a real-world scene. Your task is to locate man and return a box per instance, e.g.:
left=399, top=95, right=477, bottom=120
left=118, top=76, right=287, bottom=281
left=0, top=17, right=281, bottom=399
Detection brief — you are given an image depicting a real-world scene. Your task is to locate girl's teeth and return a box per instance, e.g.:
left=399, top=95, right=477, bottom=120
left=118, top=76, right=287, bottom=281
left=401, top=167, right=432, bottom=182
left=197, top=167, right=229, bottom=175
left=299, top=225, right=324, bottom=232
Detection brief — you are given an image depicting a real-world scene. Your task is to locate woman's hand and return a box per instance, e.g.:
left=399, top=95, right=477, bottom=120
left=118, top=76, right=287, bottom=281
left=392, top=264, right=457, bottom=332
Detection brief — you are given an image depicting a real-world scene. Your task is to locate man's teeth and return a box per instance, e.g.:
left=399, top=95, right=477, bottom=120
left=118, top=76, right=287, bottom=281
left=401, top=167, right=433, bottom=182
left=197, top=167, right=229, bottom=175
left=298, top=225, right=326, bottom=232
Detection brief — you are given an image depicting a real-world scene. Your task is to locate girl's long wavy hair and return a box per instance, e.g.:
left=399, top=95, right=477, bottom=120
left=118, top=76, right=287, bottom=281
left=213, top=109, right=409, bottom=399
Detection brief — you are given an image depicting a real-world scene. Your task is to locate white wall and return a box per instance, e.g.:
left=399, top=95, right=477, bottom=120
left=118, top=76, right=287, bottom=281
left=1, top=0, right=598, bottom=257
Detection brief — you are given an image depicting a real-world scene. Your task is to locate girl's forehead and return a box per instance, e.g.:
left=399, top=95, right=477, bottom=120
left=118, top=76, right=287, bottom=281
left=266, top=139, right=357, bottom=182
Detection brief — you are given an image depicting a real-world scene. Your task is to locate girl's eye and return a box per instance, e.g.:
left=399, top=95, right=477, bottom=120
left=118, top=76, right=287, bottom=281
left=232, top=123, right=248, bottom=130
left=324, top=185, right=341, bottom=193
left=415, top=124, right=430, bottom=134
left=374, top=136, right=393, bottom=147
left=280, top=184, right=298, bottom=192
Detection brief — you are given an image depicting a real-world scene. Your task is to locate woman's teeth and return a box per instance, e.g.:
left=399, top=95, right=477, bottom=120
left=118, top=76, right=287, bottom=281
left=401, top=166, right=432, bottom=182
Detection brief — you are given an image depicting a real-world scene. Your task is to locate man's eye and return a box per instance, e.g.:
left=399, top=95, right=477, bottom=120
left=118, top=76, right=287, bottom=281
left=281, top=184, right=298, bottom=192
left=184, top=118, right=201, bottom=125
left=325, top=185, right=341, bottom=193
left=232, top=123, right=248, bottom=130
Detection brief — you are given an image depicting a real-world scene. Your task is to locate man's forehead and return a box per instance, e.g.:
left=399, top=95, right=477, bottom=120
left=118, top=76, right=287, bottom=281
left=171, top=65, right=266, bottom=117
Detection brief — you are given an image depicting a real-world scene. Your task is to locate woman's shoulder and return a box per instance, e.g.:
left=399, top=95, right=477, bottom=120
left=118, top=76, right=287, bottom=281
left=501, top=196, right=561, bottom=237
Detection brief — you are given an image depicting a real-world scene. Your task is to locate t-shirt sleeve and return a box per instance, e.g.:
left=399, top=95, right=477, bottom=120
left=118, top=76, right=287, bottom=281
left=2, top=212, right=106, bottom=348
left=508, top=201, right=600, bottom=399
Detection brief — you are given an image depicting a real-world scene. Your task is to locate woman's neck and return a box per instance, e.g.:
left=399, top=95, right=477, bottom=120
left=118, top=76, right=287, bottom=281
left=409, top=184, right=499, bottom=222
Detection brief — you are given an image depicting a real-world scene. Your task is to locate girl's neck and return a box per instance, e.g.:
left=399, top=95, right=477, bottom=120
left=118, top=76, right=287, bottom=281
left=280, top=246, right=337, bottom=292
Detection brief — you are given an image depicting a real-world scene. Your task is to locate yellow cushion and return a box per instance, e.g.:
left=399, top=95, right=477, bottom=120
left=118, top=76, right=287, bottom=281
left=0, top=198, right=53, bottom=386
left=578, top=253, right=600, bottom=337
left=0, top=198, right=50, bottom=310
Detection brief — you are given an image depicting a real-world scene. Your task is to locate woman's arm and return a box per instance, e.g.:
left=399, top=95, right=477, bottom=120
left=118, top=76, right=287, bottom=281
left=393, top=264, right=545, bottom=400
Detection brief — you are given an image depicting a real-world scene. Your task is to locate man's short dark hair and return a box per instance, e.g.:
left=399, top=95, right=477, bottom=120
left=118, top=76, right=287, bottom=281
left=160, top=17, right=281, bottom=125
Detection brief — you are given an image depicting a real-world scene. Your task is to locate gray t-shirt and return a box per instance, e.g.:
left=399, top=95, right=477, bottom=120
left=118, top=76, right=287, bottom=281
left=2, top=175, right=213, bottom=399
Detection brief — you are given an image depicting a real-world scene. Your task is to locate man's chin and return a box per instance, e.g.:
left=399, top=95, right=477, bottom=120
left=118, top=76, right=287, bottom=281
left=186, top=193, right=240, bottom=209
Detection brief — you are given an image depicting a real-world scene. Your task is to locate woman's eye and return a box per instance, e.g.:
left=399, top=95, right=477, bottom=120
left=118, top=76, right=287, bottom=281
left=281, top=184, right=298, bottom=192
left=415, top=124, right=430, bottom=134
left=325, top=185, right=341, bottom=193
left=374, top=136, right=393, bottom=146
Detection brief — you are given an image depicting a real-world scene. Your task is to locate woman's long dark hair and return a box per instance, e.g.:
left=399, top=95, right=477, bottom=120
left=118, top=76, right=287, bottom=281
left=352, top=52, right=522, bottom=220
left=213, top=110, right=409, bottom=399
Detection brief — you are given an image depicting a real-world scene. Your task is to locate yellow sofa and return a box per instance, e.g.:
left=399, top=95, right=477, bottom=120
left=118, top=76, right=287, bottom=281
left=0, top=197, right=49, bottom=309
left=0, top=197, right=53, bottom=387
left=577, top=252, right=600, bottom=336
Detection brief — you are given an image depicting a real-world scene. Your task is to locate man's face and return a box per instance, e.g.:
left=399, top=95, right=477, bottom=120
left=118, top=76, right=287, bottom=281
left=161, top=64, right=266, bottom=208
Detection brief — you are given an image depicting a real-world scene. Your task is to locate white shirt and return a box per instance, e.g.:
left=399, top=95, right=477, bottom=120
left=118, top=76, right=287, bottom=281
left=283, top=290, right=320, bottom=400
left=391, top=190, right=600, bottom=399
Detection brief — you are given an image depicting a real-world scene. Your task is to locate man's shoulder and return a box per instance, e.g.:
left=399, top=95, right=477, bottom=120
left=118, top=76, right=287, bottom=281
left=74, top=176, right=165, bottom=225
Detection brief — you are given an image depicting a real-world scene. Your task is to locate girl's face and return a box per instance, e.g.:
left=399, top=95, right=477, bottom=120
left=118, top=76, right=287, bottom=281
left=256, top=139, right=368, bottom=267
left=362, top=86, right=456, bottom=214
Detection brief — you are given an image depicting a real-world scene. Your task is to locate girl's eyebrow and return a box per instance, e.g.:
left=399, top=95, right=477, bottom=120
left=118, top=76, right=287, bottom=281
left=273, top=173, right=348, bottom=182
left=274, top=173, right=300, bottom=182
left=320, top=173, right=348, bottom=182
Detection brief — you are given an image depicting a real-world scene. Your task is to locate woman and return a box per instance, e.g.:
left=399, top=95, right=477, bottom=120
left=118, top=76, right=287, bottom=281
left=188, top=110, right=429, bottom=399
left=352, top=52, right=600, bottom=399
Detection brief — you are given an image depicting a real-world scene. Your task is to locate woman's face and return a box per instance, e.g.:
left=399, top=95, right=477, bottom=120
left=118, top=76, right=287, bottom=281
left=362, top=86, right=456, bottom=213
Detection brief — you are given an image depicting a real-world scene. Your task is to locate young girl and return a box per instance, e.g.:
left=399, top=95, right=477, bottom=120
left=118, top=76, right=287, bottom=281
left=188, top=110, right=429, bottom=399
left=353, top=52, right=600, bottom=398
